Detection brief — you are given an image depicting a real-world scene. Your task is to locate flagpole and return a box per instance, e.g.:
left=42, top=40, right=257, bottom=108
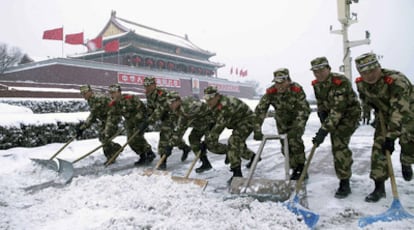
left=61, top=25, right=64, bottom=58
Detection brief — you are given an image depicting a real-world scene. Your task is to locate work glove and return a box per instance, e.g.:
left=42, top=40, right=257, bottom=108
left=200, top=141, right=207, bottom=153
left=312, top=128, right=328, bottom=146
left=382, top=137, right=395, bottom=155
left=164, top=146, right=173, bottom=157
left=253, top=131, right=264, bottom=141
left=317, top=111, right=328, bottom=123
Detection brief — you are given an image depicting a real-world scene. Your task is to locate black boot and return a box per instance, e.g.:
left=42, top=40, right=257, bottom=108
left=402, top=164, right=413, bottom=181
left=335, top=179, right=351, bottom=198
left=227, top=165, right=242, bottom=185
left=224, top=153, right=229, bottom=165
left=365, top=180, right=386, bottom=202
left=195, top=155, right=212, bottom=173
left=290, top=164, right=305, bottom=180
left=181, top=145, right=191, bottom=162
left=245, top=154, right=261, bottom=169
left=134, top=150, right=156, bottom=166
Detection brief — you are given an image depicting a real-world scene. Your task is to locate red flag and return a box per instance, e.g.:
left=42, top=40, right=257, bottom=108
left=235, top=68, right=239, bottom=75
left=230, top=67, right=233, bottom=75
left=86, top=36, right=102, bottom=51
left=244, top=70, right=248, bottom=77
left=104, top=40, right=119, bottom=52
left=42, top=27, right=63, bottom=40
left=65, top=32, right=84, bottom=44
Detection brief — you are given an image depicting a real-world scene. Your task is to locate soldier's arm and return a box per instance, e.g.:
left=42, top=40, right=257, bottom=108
left=291, top=90, right=311, bottom=130
left=254, top=93, right=272, bottom=133
left=387, top=76, right=412, bottom=139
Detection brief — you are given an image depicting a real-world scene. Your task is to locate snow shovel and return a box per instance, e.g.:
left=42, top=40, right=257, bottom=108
left=30, top=135, right=76, bottom=170
left=228, top=134, right=299, bottom=202
left=49, top=129, right=124, bottom=183
left=171, top=151, right=208, bottom=189
left=283, top=144, right=319, bottom=229
left=142, top=154, right=169, bottom=176
left=104, top=128, right=141, bottom=167
left=358, top=112, right=414, bottom=227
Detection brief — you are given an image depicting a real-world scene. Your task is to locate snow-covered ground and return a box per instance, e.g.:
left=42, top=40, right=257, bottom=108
left=1, top=101, right=414, bottom=230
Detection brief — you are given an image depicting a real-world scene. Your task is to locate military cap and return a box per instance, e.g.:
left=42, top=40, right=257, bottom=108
left=166, top=91, right=180, bottom=104
left=310, top=57, right=330, bottom=70
left=144, top=77, right=156, bottom=86
left=80, top=84, right=91, bottom=93
left=203, top=86, right=218, bottom=100
left=109, top=84, right=121, bottom=93
left=272, top=68, right=290, bottom=83
left=355, top=52, right=380, bottom=72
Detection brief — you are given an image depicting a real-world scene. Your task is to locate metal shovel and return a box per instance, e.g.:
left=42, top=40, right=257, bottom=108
left=228, top=134, right=304, bottom=202
left=30, top=136, right=76, bottom=170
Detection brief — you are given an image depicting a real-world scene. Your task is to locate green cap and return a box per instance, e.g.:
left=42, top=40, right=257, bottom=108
left=144, top=77, right=156, bottom=86
left=166, top=91, right=180, bottom=104
left=355, top=53, right=380, bottom=72
left=272, top=68, right=290, bottom=83
left=109, top=84, right=121, bottom=93
left=203, top=86, right=218, bottom=100
left=80, top=84, right=91, bottom=93
left=310, top=57, right=330, bottom=70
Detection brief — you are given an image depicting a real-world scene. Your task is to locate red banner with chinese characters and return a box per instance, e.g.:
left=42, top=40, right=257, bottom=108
left=118, top=73, right=181, bottom=88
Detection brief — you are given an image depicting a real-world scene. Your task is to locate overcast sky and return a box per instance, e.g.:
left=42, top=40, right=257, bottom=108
left=1, top=0, right=413, bottom=96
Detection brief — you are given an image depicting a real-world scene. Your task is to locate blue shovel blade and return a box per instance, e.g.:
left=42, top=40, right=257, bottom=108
left=359, top=199, right=414, bottom=228
left=284, top=196, right=320, bottom=229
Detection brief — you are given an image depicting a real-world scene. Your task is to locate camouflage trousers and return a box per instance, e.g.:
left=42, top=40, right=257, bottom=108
left=125, top=122, right=152, bottom=156
left=370, top=121, right=414, bottom=181
left=226, top=120, right=255, bottom=168
left=279, top=128, right=306, bottom=170
left=158, top=120, right=190, bottom=156
left=189, top=128, right=227, bottom=157
left=98, top=124, right=121, bottom=159
left=329, top=120, right=359, bottom=180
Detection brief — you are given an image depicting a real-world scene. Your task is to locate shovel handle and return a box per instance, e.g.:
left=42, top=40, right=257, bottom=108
left=155, top=155, right=167, bottom=169
left=184, top=151, right=201, bottom=178
left=72, top=128, right=124, bottom=164
left=294, top=144, right=317, bottom=194
left=378, top=112, right=399, bottom=199
left=104, top=128, right=141, bottom=167
left=49, top=136, right=76, bottom=160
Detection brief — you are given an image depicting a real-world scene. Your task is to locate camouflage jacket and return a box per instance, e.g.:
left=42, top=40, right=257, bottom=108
left=255, top=82, right=311, bottom=133
left=84, top=93, right=112, bottom=128
left=312, top=72, right=361, bottom=132
left=107, top=94, right=146, bottom=127
left=207, top=95, right=254, bottom=142
left=146, top=87, right=170, bottom=124
left=171, top=97, right=214, bottom=145
left=356, top=68, right=414, bottom=139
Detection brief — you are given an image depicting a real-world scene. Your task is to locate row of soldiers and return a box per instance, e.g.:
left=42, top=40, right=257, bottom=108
left=77, top=52, right=414, bottom=204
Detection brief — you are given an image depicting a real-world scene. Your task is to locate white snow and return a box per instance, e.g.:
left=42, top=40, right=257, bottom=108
left=1, top=99, right=414, bottom=230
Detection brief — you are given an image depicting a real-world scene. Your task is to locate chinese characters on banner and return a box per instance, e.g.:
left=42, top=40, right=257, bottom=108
left=118, top=73, right=181, bottom=88
left=208, top=83, right=240, bottom=92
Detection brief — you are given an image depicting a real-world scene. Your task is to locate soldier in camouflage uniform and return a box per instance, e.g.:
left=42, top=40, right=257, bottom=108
left=355, top=52, right=414, bottom=202
left=78, top=85, right=122, bottom=165
left=107, top=84, right=155, bottom=166
left=166, top=91, right=228, bottom=173
left=144, top=77, right=191, bottom=170
left=204, top=86, right=256, bottom=184
left=254, top=68, right=311, bottom=180
left=310, top=57, right=361, bottom=198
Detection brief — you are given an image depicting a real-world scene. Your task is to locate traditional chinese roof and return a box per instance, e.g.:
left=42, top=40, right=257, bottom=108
left=98, top=11, right=215, bottom=57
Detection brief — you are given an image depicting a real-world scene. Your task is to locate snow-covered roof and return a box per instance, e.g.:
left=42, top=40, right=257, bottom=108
left=102, top=12, right=214, bottom=56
